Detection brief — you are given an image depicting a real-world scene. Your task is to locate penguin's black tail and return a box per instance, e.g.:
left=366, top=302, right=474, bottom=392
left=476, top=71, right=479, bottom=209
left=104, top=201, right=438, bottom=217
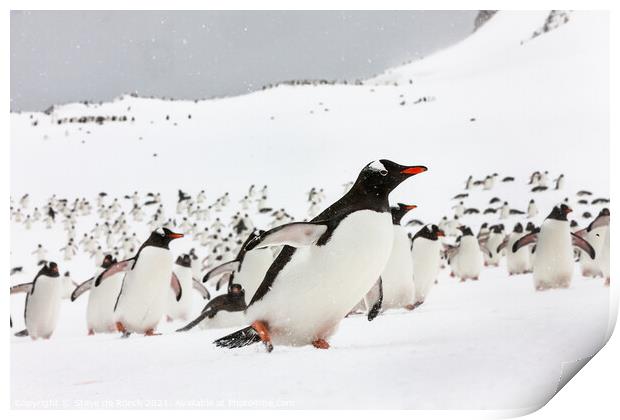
left=213, top=326, right=261, bottom=349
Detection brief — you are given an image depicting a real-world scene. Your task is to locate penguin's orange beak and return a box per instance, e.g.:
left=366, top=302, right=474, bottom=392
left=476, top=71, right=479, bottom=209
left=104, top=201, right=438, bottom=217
left=167, top=232, right=184, bottom=239
left=564, top=207, right=573, bottom=215
left=401, top=166, right=428, bottom=175
left=403, top=204, right=417, bottom=210
left=437, top=230, right=445, bottom=237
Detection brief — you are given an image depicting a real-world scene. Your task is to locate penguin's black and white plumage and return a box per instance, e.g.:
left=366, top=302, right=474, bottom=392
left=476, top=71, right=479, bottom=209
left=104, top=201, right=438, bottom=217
left=177, top=281, right=247, bottom=331
left=214, top=160, right=427, bottom=351
left=10, top=262, right=62, bottom=339
left=71, top=254, right=125, bottom=334
left=512, top=204, right=595, bottom=290
left=95, top=227, right=184, bottom=335
left=497, top=223, right=530, bottom=275
left=577, top=208, right=610, bottom=280
left=166, top=254, right=210, bottom=322
left=379, top=203, right=418, bottom=311
left=480, top=224, right=504, bottom=267
left=411, top=224, right=444, bottom=306
left=446, top=226, right=488, bottom=281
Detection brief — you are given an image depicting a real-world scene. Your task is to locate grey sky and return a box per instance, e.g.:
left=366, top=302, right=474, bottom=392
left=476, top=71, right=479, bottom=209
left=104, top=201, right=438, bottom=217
left=10, top=10, right=476, bottom=112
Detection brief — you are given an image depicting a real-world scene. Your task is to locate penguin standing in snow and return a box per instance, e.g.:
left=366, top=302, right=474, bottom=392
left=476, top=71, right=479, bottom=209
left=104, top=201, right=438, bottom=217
left=71, top=254, right=124, bottom=334
left=10, top=262, right=62, bottom=339
left=411, top=224, right=444, bottom=307
left=577, top=208, right=610, bottom=279
left=512, top=204, right=595, bottom=290
left=481, top=225, right=504, bottom=267
left=166, top=254, right=210, bottom=322
left=497, top=223, right=530, bottom=275
left=378, top=203, right=418, bottom=311
left=95, top=227, right=185, bottom=336
left=214, top=160, right=428, bottom=352
left=446, top=226, right=488, bottom=281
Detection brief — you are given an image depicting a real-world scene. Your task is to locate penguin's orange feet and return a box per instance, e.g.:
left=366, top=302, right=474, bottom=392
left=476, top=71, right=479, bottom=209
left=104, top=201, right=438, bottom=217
left=312, top=338, right=330, bottom=349
left=405, top=304, right=416, bottom=311
left=88, top=329, right=95, bottom=336
left=144, top=329, right=161, bottom=336
left=115, top=322, right=127, bottom=333
left=251, top=321, right=273, bottom=352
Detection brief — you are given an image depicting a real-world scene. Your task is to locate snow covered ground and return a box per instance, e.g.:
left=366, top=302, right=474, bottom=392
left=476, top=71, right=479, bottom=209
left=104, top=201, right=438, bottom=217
left=10, top=10, right=610, bottom=411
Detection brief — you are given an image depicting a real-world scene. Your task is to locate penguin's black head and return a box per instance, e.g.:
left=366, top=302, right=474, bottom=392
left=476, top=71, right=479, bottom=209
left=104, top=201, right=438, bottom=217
left=390, top=203, right=417, bottom=225
left=415, top=224, right=445, bottom=241
left=101, top=254, right=115, bottom=269
left=175, top=254, right=192, bottom=267
left=526, top=222, right=537, bottom=232
left=145, top=227, right=184, bottom=249
left=600, top=208, right=610, bottom=217
left=481, top=223, right=488, bottom=229
left=513, top=223, right=523, bottom=233
left=41, top=262, right=60, bottom=278
left=353, top=160, right=427, bottom=199
left=457, top=226, right=473, bottom=236
left=228, top=283, right=245, bottom=299
left=570, top=220, right=578, bottom=228
left=490, top=225, right=503, bottom=234
left=548, top=204, right=572, bottom=221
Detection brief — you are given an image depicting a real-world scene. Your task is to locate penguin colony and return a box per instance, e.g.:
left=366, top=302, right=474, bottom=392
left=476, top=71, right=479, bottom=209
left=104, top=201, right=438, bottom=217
left=10, top=164, right=609, bottom=351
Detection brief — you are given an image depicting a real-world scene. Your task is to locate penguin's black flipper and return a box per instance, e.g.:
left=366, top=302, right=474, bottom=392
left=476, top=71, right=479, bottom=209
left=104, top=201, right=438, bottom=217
left=496, top=239, right=509, bottom=254
left=244, top=222, right=328, bottom=251
left=213, top=326, right=261, bottom=349
left=14, top=329, right=29, bottom=337
left=202, top=260, right=240, bottom=284
left=192, top=279, right=210, bottom=299
left=94, top=258, right=134, bottom=287
left=176, top=310, right=211, bottom=332
left=170, top=273, right=183, bottom=302
left=512, top=232, right=539, bottom=253
left=571, top=233, right=596, bottom=259
left=10, top=282, right=32, bottom=294
left=70, top=278, right=94, bottom=301
left=365, top=277, right=383, bottom=322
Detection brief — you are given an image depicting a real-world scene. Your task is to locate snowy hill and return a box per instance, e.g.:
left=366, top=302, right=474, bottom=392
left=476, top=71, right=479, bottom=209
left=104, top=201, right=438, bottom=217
left=10, top=11, right=610, bottom=411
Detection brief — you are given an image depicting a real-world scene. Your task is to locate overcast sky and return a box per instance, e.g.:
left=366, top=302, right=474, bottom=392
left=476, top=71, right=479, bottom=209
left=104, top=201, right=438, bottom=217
left=10, top=10, right=476, bottom=111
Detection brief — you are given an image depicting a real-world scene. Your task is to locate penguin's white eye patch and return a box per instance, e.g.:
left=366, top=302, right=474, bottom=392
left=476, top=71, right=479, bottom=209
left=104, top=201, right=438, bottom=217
left=156, top=227, right=165, bottom=236
left=369, top=160, right=387, bottom=174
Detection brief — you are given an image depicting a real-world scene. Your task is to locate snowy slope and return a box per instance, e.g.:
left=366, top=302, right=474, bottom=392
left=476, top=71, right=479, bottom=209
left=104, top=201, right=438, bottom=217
left=10, top=10, right=610, bottom=411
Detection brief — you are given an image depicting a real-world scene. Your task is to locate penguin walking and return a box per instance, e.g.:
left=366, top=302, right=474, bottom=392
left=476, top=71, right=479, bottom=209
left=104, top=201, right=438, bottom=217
left=214, top=160, right=427, bottom=352
left=177, top=281, right=247, bottom=331
left=94, top=228, right=185, bottom=336
left=481, top=225, right=505, bottom=267
left=411, top=224, right=444, bottom=307
left=577, top=208, right=610, bottom=279
left=71, top=255, right=125, bottom=334
left=446, top=226, right=488, bottom=281
left=378, top=203, right=418, bottom=311
left=10, top=262, right=62, bottom=339
left=166, top=254, right=210, bottom=322
left=497, top=223, right=530, bottom=275
left=512, top=205, right=595, bottom=290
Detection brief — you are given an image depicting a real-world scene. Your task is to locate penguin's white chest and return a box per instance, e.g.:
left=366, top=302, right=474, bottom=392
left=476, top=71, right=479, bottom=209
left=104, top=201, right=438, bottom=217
left=87, top=271, right=124, bottom=332
left=116, top=246, right=173, bottom=332
left=25, top=275, right=63, bottom=339
left=452, top=237, right=483, bottom=279
left=533, top=220, right=573, bottom=287
left=381, top=226, right=415, bottom=308
left=237, top=249, right=274, bottom=300
left=412, top=237, right=441, bottom=302
left=247, top=210, right=393, bottom=345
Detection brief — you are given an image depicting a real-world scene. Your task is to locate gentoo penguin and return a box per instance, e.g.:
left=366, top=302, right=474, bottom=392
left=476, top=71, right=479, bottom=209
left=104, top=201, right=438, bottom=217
left=379, top=203, right=418, bottom=311
left=481, top=225, right=505, bottom=267
left=71, top=254, right=125, bottom=334
left=527, top=199, right=538, bottom=218
left=512, top=204, right=595, bottom=290
left=411, top=224, right=444, bottom=307
left=214, top=160, right=428, bottom=351
left=166, top=254, right=210, bottom=321
left=177, top=280, right=247, bottom=331
left=497, top=223, right=530, bottom=275
left=446, top=226, right=488, bottom=281
left=10, top=262, right=62, bottom=339
left=203, top=230, right=273, bottom=300
left=95, top=228, right=185, bottom=336
left=578, top=208, right=610, bottom=279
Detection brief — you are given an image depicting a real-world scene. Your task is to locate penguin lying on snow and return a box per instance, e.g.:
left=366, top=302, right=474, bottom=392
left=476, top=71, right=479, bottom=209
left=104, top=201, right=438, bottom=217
left=85, top=227, right=185, bottom=336
left=512, top=204, right=595, bottom=290
left=214, top=160, right=428, bottom=352
left=10, top=262, right=62, bottom=339
left=177, top=280, right=247, bottom=331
